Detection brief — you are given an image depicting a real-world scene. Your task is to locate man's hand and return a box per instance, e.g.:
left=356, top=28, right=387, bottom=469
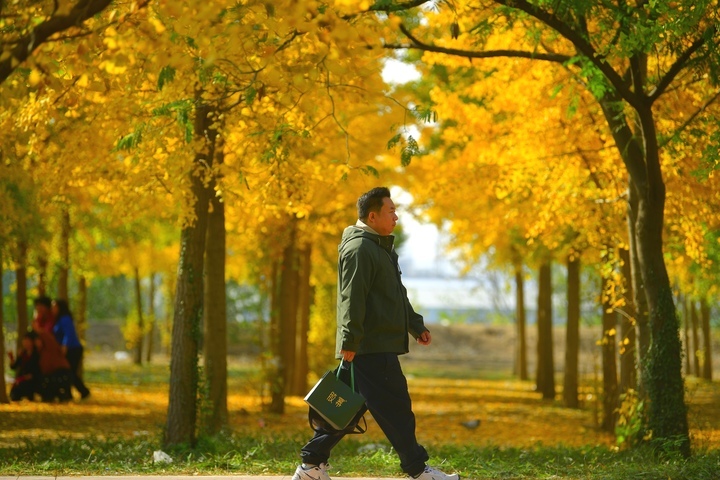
left=417, top=331, right=432, bottom=346
left=340, top=350, right=356, bottom=362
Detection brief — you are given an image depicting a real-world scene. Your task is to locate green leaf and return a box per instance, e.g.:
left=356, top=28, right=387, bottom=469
left=387, top=133, right=402, bottom=150
left=401, top=135, right=420, bottom=167
left=114, top=125, right=145, bottom=151
left=361, top=165, right=379, bottom=178
left=157, top=66, right=176, bottom=91
left=245, top=86, right=257, bottom=105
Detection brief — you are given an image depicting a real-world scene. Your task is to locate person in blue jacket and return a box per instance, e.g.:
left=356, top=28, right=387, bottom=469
left=51, top=299, right=91, bottom=399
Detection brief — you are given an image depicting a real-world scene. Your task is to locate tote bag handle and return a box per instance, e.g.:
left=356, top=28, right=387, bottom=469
left=337, top=359, right=356, bottom=391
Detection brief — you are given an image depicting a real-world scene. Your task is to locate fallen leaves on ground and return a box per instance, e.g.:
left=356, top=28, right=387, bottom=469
left=1, top=354, right=719, bottom=452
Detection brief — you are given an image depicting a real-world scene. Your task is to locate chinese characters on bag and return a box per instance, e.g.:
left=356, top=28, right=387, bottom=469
left=327, top=391, right=347, bottom=407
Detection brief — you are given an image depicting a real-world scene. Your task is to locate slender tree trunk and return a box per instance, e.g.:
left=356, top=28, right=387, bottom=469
left=279, top=222, right=300, bottom=401
left=164, top=93, right=216, bottom=448
left=618, top=248, right=637, bottom=393
left=37, top=256, right=48, bottom=297
left=563, top=256, right=580, bottom=408
left=601, top=274, right=619, bottom=433
left=515, top=265, right=528, bottom=381
left=269, top=259, right=284, bottom=413
left=15, top=242, right=28, bottom=353
left=77, top=275, right=88, bottom=375
left=58, top=207, right=70, bottom=301
left=683, top=296, right=691, bottom=375
left=627, top=179, right=650, bottom=392
left=133, top=266, right=144, bottom=366
left=691, top=300, right=700, bottom=377
left=146, top=273, right=156, bottom=363
left=77, top=276, right=87, bottom=342
left=292, top=244, right=312, bottom=396
left=202, top=141, right=228, bottom=435
left=0, top=249, right=9, bottom=403
left=536, top=260, right=555, bottom=400
left=164, top=272, right=175, bottom=356
left=700, top=300, right=712, bottom=381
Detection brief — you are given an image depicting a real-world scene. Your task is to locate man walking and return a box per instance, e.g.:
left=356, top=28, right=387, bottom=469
left=293, top=187, right=459, bottom=480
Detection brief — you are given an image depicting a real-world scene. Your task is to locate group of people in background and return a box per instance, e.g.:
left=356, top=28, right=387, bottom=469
left=8, top=296, right=91, bottom=402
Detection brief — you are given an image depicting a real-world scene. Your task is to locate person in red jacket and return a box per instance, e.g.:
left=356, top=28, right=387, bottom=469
left=32, top=328, right=73, bottom=402
left=33, top=296, right=55, bottom=333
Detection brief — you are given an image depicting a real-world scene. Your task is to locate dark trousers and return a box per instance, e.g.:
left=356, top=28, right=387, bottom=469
left=39, top=369, right=72, bottom=401
left=300, top=353, right=429, bottom=476
left=66, top=346, right=90, bottom=397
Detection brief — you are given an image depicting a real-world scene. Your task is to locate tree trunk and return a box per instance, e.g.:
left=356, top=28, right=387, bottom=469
left=0, top=249, right=9, bottom=403
left=682, top=296, right=691, bottom=375
left=563, top=256, right=580, bottom=408
left=292, top=244, right=312, bottom=396
left=536, top=260, right=555, bottom=400
left=627, top=178, right=650, bottom=391
left=133, top=266, right=144, bottom=366
left=77, top=276, right=88, bottom=342
left=164, top=94, right=216, bottom=448
left=700, top=300, right=712, bottom=381
left=602, top=97, right=688, bottom=452
left=269, top=259, right=284, bottom=413
left=146, top=273, right=156, bottom=363
left=600, top=274, right=619, bottom=433
left=618, top=248, right=637, bottom=394
left=77, top=275, right=88, bottom=376
left=633, top=106, right=689, bottom=455
left=15, top=242, right=28, bottom=353
left=58, top=207, right=70, bottom=301
left=37, top=256, right=48, bottom=297
left=164, top=272, right=175, bottom=356
left=279, top=222, right=300, bottom=401
left=202, top=142, right=228, bottom=435
left=515, top=265, right=528, bottom=381
left=691, top=300, right=700, bottom=377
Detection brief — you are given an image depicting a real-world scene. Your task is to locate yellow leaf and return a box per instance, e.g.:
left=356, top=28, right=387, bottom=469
left=28, top=69, right=41, bottom=86
left=149, top=17, right=166, bottom=34
left=76, top=74, right=89, bottom=88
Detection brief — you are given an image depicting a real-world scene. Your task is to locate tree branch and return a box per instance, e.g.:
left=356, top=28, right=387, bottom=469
left=0, top=0, right=114, bottom=85
left=387, top=23, right=573, bottom=64
left=598, top=92, right=648, bottom=193
left=659, top=89, right=720, bottom=149
left=493, top=0, right=641, bottom=109
left=648, top=25, right=717, bottom=103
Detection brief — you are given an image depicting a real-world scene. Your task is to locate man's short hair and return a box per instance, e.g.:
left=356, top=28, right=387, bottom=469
left=357, top=187, right=391, bottom=220
left=33, top=296, right=51, bottom=308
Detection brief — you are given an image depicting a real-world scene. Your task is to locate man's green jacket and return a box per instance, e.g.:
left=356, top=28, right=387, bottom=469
left=335, top=224, right=428, bottom=357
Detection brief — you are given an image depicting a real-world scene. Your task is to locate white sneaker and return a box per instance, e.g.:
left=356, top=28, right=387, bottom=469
left=292, top=463, right=331, bottom=480
left=412, top=465, right=459, bottom=480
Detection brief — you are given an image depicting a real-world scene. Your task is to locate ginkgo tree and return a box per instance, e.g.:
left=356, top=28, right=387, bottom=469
left=365, top=0, right=720, bottom=454
left=0, top=0, right=408, bottom=445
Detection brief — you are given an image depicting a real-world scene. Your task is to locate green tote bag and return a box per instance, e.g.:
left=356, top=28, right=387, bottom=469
left=304, top=360, right=367, bottom=432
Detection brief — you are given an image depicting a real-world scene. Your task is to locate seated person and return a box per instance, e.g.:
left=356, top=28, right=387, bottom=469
left=8, top=331, right=40, bottom=401
left=33, top=327, right=73, bottom=402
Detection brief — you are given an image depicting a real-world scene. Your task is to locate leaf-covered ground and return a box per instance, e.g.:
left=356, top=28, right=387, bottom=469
left=2, top=354, right=719, bottom=451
